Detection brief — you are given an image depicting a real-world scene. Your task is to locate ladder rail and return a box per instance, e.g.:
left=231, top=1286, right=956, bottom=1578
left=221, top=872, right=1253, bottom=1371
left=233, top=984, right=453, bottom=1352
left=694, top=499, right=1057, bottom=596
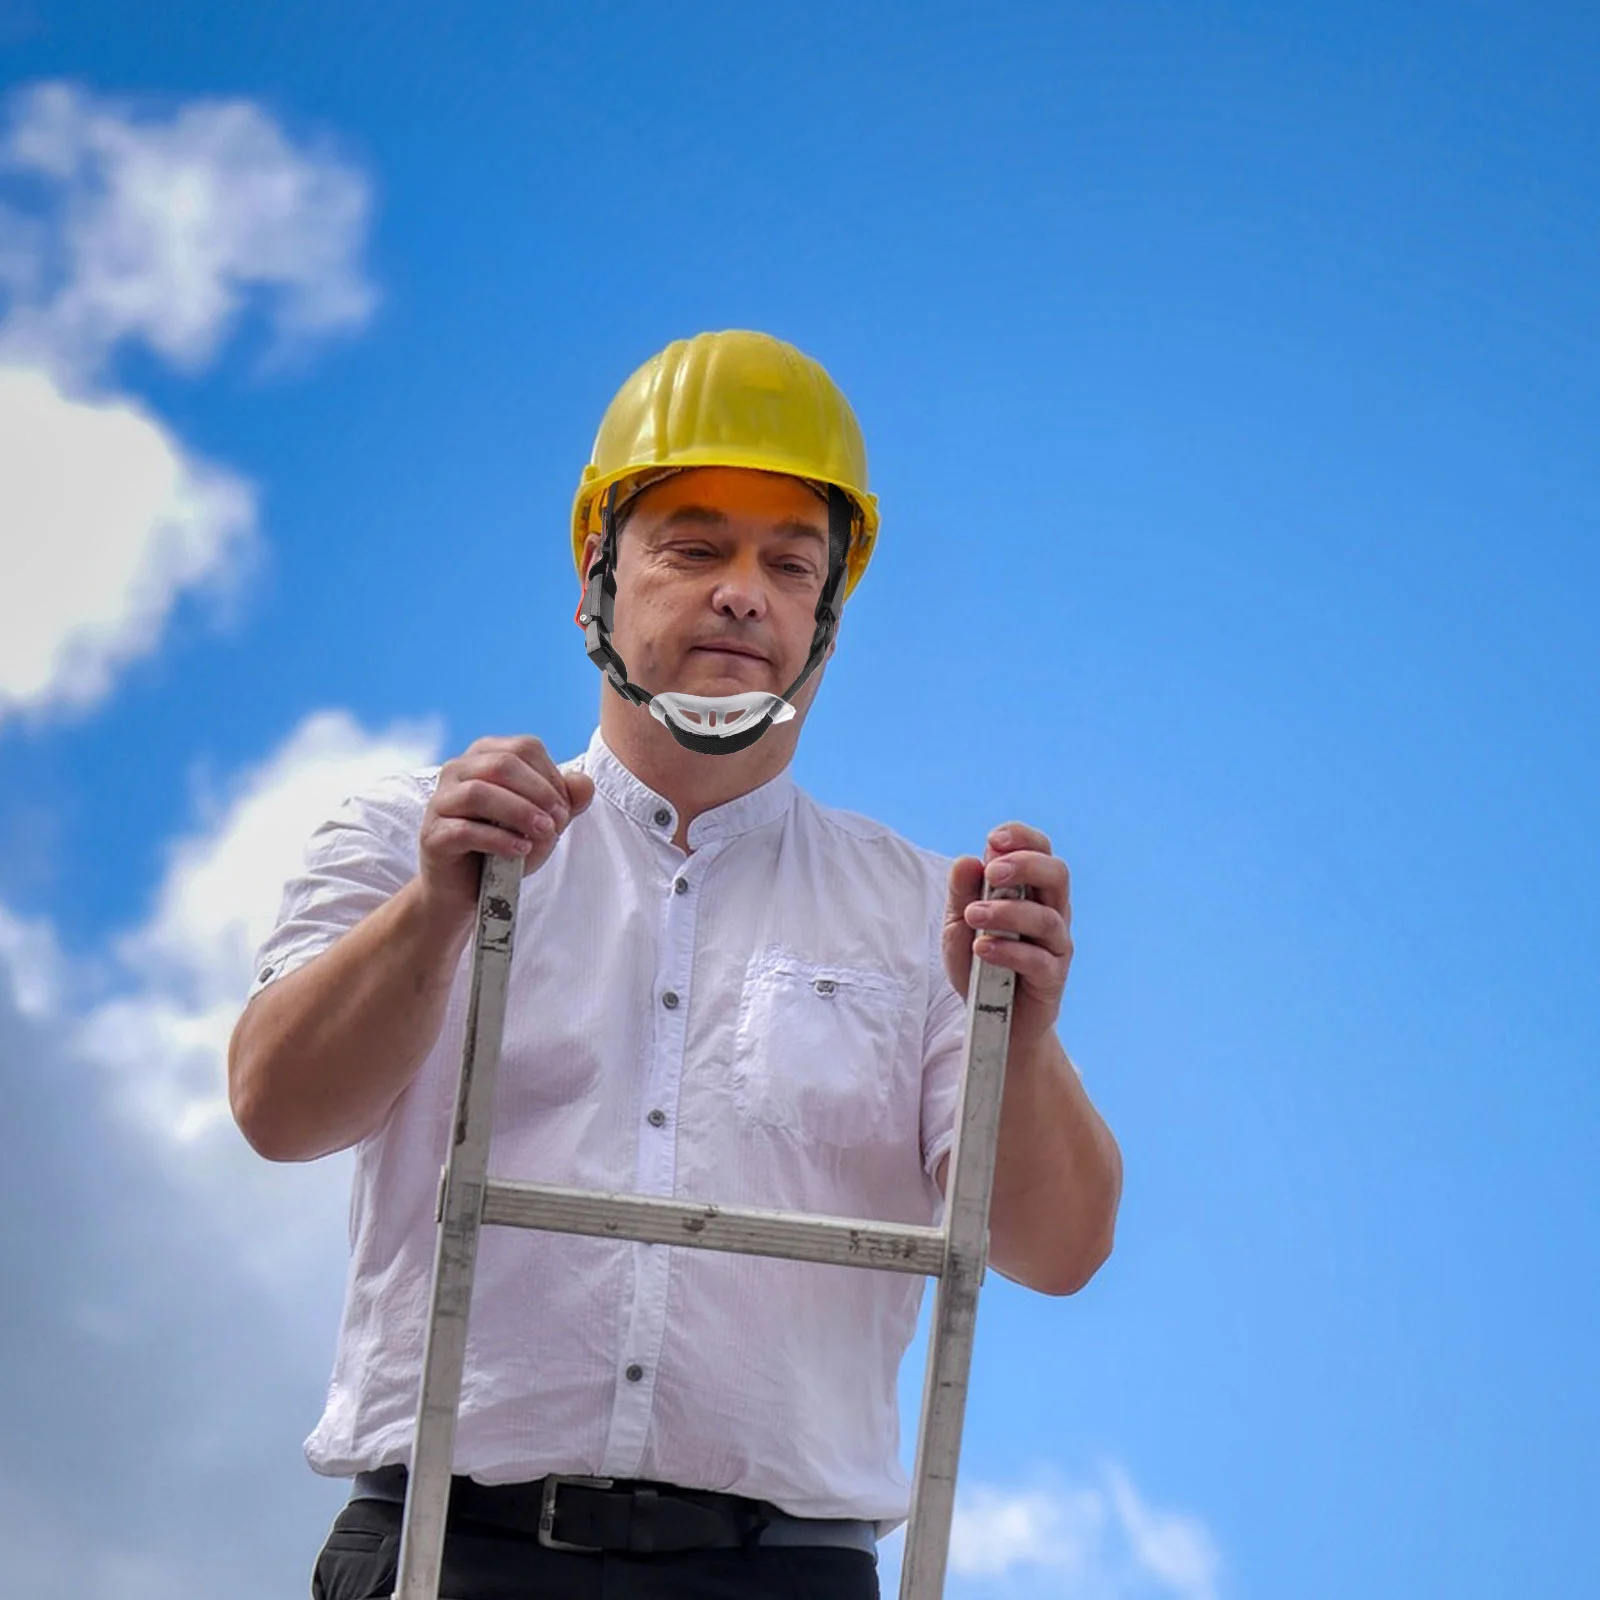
left=392, top=853, right=523, bottom=1600
left=393, top=852, right=1021, bottom=1600
left=896, top=945, right=1017, bottom=1598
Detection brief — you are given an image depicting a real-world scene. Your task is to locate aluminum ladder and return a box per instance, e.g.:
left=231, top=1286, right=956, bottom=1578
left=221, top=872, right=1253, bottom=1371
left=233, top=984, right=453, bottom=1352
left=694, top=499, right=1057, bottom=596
left=393, top=851, right=1025, bottom=1600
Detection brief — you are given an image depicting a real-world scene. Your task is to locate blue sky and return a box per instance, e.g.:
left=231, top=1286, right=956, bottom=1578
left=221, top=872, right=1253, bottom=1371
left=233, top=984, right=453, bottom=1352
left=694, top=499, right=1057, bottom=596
left=1, top=3, right=1595, bottom=1596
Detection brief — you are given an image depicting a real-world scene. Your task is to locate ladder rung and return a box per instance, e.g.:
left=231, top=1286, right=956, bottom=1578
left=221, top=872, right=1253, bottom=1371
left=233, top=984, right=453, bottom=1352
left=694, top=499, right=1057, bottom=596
left=481, top=1178, right=946, bottom=1276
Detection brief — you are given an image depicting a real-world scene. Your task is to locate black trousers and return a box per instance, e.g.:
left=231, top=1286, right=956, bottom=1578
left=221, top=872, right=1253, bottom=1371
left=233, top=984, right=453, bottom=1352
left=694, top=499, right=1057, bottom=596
left=312, top=1497, right=881, bottom=1600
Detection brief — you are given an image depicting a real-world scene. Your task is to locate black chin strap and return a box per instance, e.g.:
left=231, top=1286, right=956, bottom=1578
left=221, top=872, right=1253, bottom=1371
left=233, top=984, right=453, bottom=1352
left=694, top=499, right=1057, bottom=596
left=577, top=484, right=852, bottom=756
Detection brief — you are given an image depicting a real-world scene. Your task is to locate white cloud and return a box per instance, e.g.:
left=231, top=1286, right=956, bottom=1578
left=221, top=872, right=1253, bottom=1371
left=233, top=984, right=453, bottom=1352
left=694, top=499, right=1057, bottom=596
left=74, top=708, right=440, bottom=1290
left=0, top=897, right=61, bottom=1017
left=0, top=364, right=255, bottom=721
left=0, top=85, right=391, bottom=1595
left=120, top=708, right=437, bottom=1012
left=0, top=713, right=436, bottom=1594
left=1104, top=1461, right=1223, bottom=1598
left=0, top=80, right=376, bottom=727
left=0, top=952, right=356, bottom=1600
left=950, top=1481, right=1110, bottom=1580
left=1, top=710, right=439, bottom=1302
left=878, top=1462, right=1222, bottom=1600
left=0, top=79, right=376, bottom=377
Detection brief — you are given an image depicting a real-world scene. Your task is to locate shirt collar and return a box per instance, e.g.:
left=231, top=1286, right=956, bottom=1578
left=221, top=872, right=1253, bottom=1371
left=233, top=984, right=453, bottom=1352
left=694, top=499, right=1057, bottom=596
left=582, top=726, right=795, bottom=848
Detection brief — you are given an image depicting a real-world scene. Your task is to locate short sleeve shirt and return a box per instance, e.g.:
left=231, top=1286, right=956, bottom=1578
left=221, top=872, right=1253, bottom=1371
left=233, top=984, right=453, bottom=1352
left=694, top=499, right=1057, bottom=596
left=250, top=727, right=971, bottom=1535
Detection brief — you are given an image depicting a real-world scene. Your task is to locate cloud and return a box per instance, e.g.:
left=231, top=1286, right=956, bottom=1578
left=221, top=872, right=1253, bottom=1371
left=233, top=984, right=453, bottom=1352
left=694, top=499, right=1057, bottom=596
left=0, top=913, right=352, bottom=1600
left=4, top=707, right=441, bottom=1304
left=74, top=708, right=441, bottom=1293
left=950, top=1481, right=1111, bottom=1580
left=0, top=710, right=441, bottom=1596
left=877, top=1462, right=1222, bottom=1600
left=0, top=80, right=376, bottom=728
left=0, top=82, right=393, bottom=1594
left=0, top=896, right=60, bottom=1016
left=0, top=364, right=255, bottom=722
left=1104, top=1462, right=1223, bottom=1598
left=0, top=79, right=375, bottom=377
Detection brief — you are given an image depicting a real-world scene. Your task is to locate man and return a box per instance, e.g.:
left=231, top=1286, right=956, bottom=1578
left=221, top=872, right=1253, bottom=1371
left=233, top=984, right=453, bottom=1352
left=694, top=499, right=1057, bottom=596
left=229, top=330, right=1122, bottom=1600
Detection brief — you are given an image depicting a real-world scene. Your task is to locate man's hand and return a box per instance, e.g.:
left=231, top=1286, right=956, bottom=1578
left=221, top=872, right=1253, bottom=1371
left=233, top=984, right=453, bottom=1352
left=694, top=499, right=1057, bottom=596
left=230, top=736, right=594, bottom=1163
left=943, top=823, right=1073, bottom=1057
left=419, top=736, right=595, bottom=923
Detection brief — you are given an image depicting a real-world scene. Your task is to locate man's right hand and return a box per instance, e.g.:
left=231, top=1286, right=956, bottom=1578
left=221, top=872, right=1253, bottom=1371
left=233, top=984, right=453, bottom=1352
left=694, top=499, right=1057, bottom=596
left=419, top=736, right=596, bottom=922
left=231, top=736, right=595, bottom=1162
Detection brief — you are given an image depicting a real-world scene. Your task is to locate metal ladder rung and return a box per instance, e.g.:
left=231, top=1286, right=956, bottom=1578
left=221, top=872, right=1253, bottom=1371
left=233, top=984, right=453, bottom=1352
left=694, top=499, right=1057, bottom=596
left=482, top=1179, right=947, bottom=1275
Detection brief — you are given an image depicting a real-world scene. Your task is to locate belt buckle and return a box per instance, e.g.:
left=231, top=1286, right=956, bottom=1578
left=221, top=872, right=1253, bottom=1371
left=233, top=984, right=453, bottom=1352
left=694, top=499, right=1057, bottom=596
left=538, top=1474, right=616, bottom=1552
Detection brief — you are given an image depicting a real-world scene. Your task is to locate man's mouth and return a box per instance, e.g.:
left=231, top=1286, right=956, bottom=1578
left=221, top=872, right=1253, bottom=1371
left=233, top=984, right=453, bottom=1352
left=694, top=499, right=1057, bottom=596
left=693, top=644, right=766, bottom=661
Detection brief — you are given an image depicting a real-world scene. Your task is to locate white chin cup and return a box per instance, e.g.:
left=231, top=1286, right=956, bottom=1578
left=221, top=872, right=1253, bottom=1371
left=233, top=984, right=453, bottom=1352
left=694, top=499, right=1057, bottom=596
left=647, top=689, right=796, bottom=738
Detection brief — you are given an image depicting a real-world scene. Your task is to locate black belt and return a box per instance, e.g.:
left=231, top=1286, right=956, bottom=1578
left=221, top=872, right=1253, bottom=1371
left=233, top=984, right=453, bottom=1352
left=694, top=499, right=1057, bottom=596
left=352, top=1464, right=878, bottom=1557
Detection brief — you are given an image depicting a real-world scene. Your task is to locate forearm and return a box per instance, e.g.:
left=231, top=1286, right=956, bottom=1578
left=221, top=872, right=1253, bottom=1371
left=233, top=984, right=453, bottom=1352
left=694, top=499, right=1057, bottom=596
left=227, top=876, right=474, bottom=1162
left=986, top=1033, right=1122, bottom=1295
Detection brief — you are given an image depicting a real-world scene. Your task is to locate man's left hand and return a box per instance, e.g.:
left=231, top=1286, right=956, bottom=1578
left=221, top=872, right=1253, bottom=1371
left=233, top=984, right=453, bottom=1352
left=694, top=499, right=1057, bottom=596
left=943, top=823, right=1073, bottom=1057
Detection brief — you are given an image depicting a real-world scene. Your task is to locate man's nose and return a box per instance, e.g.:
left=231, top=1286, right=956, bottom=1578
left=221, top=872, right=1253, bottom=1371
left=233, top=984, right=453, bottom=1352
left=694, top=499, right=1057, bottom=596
left=711, top=555, right=769, bottom=616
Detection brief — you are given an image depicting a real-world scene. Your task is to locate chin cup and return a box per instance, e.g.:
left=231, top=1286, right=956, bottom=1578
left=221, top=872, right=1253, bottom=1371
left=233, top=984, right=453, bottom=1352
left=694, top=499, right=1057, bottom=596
left=647, top=690, right=798, bottom=738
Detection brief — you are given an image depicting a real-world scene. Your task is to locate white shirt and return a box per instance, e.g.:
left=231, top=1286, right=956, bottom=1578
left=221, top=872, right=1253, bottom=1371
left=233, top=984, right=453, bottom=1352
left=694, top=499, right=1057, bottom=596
left=249, top=726, right=973, bottom=1535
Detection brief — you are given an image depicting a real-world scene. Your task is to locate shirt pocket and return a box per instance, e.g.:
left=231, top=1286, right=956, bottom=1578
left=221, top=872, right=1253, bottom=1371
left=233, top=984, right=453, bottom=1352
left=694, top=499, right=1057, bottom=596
left=731, top=946, right=910, bottom=1148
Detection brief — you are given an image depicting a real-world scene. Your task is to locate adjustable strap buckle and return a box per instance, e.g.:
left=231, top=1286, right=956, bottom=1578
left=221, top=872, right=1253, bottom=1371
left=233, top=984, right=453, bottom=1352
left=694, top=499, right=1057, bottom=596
left=537, top=1474, right=615, bottom=1552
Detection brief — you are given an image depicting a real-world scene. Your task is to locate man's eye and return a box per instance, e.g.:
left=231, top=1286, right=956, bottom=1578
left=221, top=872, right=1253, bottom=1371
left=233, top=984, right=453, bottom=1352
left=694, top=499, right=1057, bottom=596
left=675, top=548, right=811, bottom=577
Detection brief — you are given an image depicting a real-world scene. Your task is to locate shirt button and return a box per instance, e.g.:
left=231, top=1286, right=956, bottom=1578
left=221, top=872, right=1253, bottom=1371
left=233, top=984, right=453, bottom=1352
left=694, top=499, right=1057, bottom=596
left=653, top=808, right=671, bottom=827
left=814, top=978, right=837, bottom=996
left=625, top=1363, right=644, bottom=1382
left=258, top=966, right=274, bottom=984
left=647, top=1108, right=667, bottom=1128
left=673, top=878, right=688, bottom=895
left=662, top=990, right=680, bottom=1009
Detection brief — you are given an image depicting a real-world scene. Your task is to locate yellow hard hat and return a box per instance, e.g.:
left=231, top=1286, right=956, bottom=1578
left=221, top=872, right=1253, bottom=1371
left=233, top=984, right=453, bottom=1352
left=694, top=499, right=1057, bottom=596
left=572, top=330, right=880, bottom=602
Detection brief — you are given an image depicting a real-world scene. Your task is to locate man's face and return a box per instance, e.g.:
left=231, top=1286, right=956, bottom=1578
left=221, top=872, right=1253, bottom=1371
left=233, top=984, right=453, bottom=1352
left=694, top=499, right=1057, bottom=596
left=581, top=466, right=838, bottom=707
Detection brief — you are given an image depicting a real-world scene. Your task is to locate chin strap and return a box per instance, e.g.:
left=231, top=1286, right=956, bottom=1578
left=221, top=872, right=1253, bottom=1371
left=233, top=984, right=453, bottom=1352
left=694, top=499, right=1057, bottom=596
left=576, top=483, right=852, bottom=756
